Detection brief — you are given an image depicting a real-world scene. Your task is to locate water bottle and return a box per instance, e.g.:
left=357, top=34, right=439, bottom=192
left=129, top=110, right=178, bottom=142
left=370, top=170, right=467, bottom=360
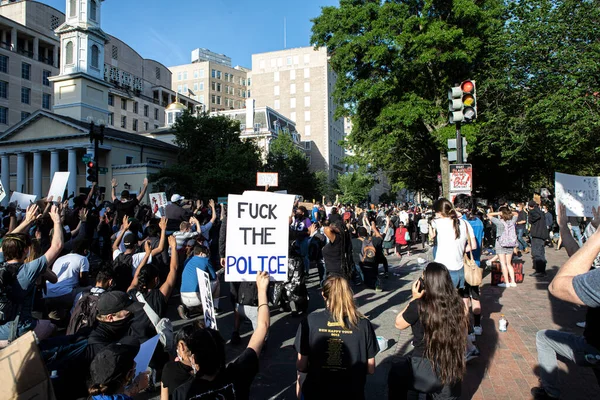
left=499, top=315, right=508, bottom=332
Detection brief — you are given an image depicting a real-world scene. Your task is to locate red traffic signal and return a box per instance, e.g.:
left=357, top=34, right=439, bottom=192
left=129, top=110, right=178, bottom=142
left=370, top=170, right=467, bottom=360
left=87, top=161, right=95, bottom=169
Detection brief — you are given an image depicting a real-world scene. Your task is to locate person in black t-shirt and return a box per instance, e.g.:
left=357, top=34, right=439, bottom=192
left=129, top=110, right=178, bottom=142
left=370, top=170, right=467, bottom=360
left=295, top=275, right=379, bottom=399
left=111, top=177, right=149, bottom=223
left=172, top=271, right=271, bottom=400
left=388, top=262, right=468, bottom=399
left=161, top=324, right=200, bottom=399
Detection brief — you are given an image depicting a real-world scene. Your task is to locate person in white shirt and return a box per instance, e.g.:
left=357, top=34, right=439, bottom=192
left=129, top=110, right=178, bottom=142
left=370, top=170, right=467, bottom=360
left=418, top=215, right=430, bottom=249
left=44, top=239, right=90, bottom=322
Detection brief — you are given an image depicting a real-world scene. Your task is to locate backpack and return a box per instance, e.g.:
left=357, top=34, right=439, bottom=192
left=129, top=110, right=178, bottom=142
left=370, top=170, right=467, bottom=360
left=0, top=262, right=22, bottom=324
left=498, top=219, right=518, bottom=248
left=66, top=290, right=101, bottom=335
left=113, top=253, right=134, bottom=292
left=361, top=239, right=377, bottom=263
left=135, top=291, right=174, bottom=355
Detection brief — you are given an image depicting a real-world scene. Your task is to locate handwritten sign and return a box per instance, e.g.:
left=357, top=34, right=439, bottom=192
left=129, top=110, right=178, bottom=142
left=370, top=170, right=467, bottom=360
left=449, top=164, right=473, bottom=193
left=225, top=191, right=295, bottom=282
left=47, top=172, right=70, bottom=201
left=197, top=270, right=218, bottom=330
left=555, top=172, right=600, bottom=217
left=9, top=192, right=37, bottom=210
left=256, top=172, right=279, bottom=187
left=149, top=192, right=167, bottom=218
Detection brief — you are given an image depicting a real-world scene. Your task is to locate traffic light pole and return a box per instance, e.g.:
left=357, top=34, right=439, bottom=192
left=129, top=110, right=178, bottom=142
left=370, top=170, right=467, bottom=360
left=456, top=122, right=463, bottom=164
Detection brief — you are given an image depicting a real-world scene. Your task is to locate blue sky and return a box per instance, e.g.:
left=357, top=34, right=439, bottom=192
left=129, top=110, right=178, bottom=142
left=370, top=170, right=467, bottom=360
left=43, top=0, right=339, bottom=68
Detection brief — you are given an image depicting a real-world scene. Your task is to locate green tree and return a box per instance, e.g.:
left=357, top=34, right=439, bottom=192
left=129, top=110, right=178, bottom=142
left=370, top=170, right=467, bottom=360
left=265, top=132, right=320, bottom=199
left=311, top=0, right=505, bottom=199
left=150, top=112, right=263, bottom=198
left=337, top=168, right=375, bottom=204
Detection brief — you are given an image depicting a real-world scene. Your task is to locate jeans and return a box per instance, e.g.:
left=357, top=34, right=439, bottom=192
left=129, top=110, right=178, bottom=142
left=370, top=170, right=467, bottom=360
left=297, top=237, right=310, bottom=273
left=388, top=356, right=461, bottom=400
left=531, top=237, right=547, bottom=273
left=571, top=226, right=584, bottom=248
left=516, top=226, right=528, bottom=250
left=536, top=329, right=600, bottom=397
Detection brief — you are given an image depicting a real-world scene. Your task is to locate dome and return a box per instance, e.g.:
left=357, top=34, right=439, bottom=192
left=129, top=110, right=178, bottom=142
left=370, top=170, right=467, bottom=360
left=166, top=101, right=186, bottom=111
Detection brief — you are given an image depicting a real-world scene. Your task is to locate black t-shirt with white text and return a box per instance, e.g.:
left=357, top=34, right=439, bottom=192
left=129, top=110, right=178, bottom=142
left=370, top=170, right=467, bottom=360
left=115, top=198, right=139, bottom=221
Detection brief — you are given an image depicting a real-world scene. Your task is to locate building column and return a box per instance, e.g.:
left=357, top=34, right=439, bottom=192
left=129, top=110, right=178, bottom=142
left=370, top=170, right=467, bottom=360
left=67, top=148, right=77, bottom=200
left=50, top=149, right=59, bottom=179
left=32, top=37, right=39, bottom=60
left=53, top=44, right=58, bottom=68
left=16, top=152, right=25, bottom=193
left=10, top=27, right=16, bottom=51
left=33, top=151, right=42, bottom=198
left=1, top=153, right=9, bottom=207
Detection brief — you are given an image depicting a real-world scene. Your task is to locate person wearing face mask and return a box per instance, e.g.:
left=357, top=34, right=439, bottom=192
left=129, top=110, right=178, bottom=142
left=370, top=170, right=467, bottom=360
left=160, top=324, right=201, bottom=399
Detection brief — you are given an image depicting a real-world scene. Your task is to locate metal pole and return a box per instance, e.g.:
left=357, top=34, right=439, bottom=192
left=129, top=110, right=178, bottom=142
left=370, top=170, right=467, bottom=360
left=456, top=122, right=463, bottom=164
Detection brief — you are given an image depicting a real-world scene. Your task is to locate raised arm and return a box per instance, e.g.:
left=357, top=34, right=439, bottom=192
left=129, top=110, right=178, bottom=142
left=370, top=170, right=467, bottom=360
left=136, top=177, right=149, bottom=202
left=84, top=183, right=96, bottom=206
left=112, top=216, right=131, bottom=252
left=44, top=205, right=64, bottom=265
left=11, top=204, right=40, bottom=234
left=247, top=271, right=271, bottom=355
left=111, top=178, right=118, bottom=202
left=159, top=236, right=179, bottom=299
left=208, top=199, right=217, bottom=224
left=151, top=217, right=168, bottom=256
left=556, top=202, right=579, bottom=257
left=127, top=241, right=152, bottom=292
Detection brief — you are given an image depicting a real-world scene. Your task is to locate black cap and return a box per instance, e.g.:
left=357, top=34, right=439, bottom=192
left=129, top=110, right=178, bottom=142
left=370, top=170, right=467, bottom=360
left=528, top=200, right=538, bottom=208
left=123, top=232, right=136, bottom=247
left=97, top=291, right=143, bottom=315
left=120, top=190, right=130, bottom=199
left=89, top=336, right=140, bottom=387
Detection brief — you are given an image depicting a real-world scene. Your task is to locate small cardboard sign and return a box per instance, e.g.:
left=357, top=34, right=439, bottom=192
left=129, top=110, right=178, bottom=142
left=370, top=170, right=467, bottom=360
left=9, top=192, right=37, bottom=210
left=149, top=192, right=167, bottom=218
left=197, top=269, right=218, bottom=330
left=256, top=172, right=279, bottom=187
left=47, top=172, right=70, bottom=201
left=555, top=172, right=600, bottom=217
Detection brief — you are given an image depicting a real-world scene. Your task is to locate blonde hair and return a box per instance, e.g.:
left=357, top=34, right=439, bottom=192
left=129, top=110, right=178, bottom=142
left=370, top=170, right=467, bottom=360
left=322, top=275, right=364, bottom=330
left=180, top=221, right=191, bottom=231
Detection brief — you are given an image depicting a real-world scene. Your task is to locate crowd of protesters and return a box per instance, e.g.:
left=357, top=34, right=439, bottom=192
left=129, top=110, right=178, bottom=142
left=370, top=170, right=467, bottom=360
left=0, top=179, right=597, bottom=400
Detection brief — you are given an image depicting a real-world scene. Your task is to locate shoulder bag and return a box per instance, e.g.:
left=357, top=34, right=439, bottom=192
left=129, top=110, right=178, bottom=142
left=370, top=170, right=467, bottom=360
left=462, top=221, right=482, bottom=286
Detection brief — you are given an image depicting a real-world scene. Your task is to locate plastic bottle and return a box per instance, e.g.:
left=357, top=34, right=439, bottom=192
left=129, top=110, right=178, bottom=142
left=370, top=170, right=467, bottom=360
left=499, top=315, right=508, bottom=332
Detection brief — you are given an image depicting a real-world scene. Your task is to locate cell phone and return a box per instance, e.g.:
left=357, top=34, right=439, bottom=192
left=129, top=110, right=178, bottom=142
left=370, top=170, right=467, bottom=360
left=418, top=277, right=425, bottom=293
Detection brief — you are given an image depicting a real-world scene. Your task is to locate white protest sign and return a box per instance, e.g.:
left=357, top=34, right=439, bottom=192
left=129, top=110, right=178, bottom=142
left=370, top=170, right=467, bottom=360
left=47, top=172, right=70, bottom=201
left=197, top=269, right=218, bottom=330
left=149, top=192, right=167, bottom=218
left=226, top=191, right=295, bottom=282
left=9, top=192, right=37, bottom=210
left=256, top=172, right=279, bottom=187
left=134, top=334, right=159, bottom=377
left=0, top=180, right=5, bottom=203
left=555, top=172, right=600, bottom=217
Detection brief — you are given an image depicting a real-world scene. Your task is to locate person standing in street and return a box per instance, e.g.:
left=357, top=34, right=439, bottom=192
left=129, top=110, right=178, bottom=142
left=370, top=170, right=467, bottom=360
left=516, top=203, right=530, bottom=254
left=529, top=201, right=549, bottom=277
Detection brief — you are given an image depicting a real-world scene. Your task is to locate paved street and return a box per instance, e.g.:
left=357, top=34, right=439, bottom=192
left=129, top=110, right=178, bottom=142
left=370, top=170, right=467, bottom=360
left=153, top=245, right=600, bottom=400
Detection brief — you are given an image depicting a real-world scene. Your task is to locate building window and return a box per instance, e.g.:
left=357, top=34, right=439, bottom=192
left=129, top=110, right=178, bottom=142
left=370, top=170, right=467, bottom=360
left=43, top=70, right=51, bottom=86
left=274, top=99, right=280, bottom=110
left=154, top=108, right=159, bottom=120
left=304, top=82, right=310, bottom=92
left=248, top=78, right=251, bottom=86
left=305, top=125, right=311, bottom=136
left=177, top=85, right=182, bottom=93
left=132, top=119, right=138, bottom=131
left=217, top=83, right=221, bottom=92
left=277, top=58, right=283, bottom=67
left=42, top=93, right=51, bottom=109
left=199, top=69, right=205, bottom=78
left=247, top=90, right=251, bottom=97
left=211, top=69, right=216, bottom=78
left=0, top=55, right=7, bottom=73
left=65, top=42, right=74, bottom=65
left=217, top=96, right=221, bottom=105
left=155, top=67, right=161, bottom=80
left=274, top=71, right=280, bottom=82
left=290, top=69, right=296, bottom=80
left=147, top=158, right=164, bottom=167
left=211, top=81, right=216, bottom=91
left=290, top=84, right=296, bottom=95
left=304, top=111, right=310, bottom=122
left=290, top=98, right=296, bottom=109
left=108, top=94, right=114, bottom=106
left=121, top=98, right=127, bottom=110
left=21, top=87, right=30, bottom=104
left=304, top=54, right=310, bottom=64
left=0, top=81, right=7, bottom=99
left=270, top=58, right=276, bottom=68
left=217, top=70, right=222, bottom=79
left=304, top=68, right=310, bottom=78
left=21, top=111, right=30, bottom=121
left=108, top=112, right=114, bottom=125
left=194, top=70, right=199, bottom=79
left=199, top=94, right=204, bottom=103
left=183, top=84, right=188, bottom=93
left=274, top=86, right=280, bottom=96
left=177, top=72, right=182, bottom=81
left=293, top=55, right=299, bottom=65
left=125, top=156, right=133, bottom=165
left=144, top=121, right=149, bottom=131
left=133, top=101, right=138, bottom=114
left=183, top=71, right=188, bottom=80
left=21, top=63, right=31, bottom=80
left=290, top=111, right=296, bottom=122
left=260, top=60, right=265, bottom=69
left=111, top=45, right=118, bottom=60
left=69, top=0, right=76, bottom=17
left=304, top=96, right=311, bottom=107
left=193, top=83, right=198, bottom=91
left=0, top=107, right=7, bottom=124
left=91, top=45, right=99, bottom=68
left=211, top=95, right=215, bottom=104
left=144, top=104, right=149, bottom=117
left=121, top=116, right=127, bottom=128
left=90, top=0, right=97, bottom=21
left=287, top=56, right=292, bottom=65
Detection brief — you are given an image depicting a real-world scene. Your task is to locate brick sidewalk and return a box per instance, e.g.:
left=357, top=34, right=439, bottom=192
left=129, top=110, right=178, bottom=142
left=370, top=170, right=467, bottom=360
left=463, top=248, right=600, bottom=399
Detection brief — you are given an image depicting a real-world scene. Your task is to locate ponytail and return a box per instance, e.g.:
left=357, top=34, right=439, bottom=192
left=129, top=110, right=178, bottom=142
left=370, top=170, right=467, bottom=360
left=433, top=198, right=461, bottom=239
left=449, top=209, right=460, bottom=239
left=322, top=275, right=364, bottom=329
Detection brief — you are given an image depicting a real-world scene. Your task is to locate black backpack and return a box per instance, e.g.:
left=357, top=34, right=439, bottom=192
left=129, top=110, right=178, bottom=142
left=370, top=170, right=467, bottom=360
left=361, top=239, right=377, bottom=263
left=66, top=290, right=102, bottom=335
left=113, top=253, right=134, bottom=292
left=0, top=262, right=22, bottom=323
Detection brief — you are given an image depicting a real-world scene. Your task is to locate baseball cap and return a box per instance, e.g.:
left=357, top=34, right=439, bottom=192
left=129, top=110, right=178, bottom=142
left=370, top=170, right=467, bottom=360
left=171, top=194, right=185, bottom=203
left=89, top=336, right=140, bottom=388
left=97, top=291, right=143, bottom=315
left=123, top=232, right=136, bottom=247
left=528, top=200, right=538, bottom=208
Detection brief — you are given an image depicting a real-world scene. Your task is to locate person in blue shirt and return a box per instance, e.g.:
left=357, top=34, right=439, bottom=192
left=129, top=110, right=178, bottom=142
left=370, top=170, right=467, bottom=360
left=178, top=244, right=219, bottom=320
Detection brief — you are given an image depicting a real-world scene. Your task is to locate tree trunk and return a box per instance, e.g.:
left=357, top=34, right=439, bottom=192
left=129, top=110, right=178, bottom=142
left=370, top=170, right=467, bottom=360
left=440, top=151, right=450, bottom=199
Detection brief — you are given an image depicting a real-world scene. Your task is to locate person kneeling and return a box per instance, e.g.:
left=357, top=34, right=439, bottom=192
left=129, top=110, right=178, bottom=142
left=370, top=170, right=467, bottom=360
left=178, top=245, right=220, bottom=320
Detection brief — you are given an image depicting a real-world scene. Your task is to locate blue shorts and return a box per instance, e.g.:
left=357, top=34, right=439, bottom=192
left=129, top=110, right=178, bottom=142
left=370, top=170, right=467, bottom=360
left=449, top=268, right=465, bottom=290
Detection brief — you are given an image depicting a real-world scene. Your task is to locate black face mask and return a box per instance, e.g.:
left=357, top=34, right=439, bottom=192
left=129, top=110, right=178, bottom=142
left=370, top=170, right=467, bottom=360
left=97, top=313, right=134, bottom=338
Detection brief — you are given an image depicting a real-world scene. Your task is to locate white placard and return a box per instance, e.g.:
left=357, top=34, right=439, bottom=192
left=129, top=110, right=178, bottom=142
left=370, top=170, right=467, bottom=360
left=149, top=192, right=167, bottom=218
left=9, top=192, right=37, bottom=210
left=47, top=172, right=70, bottom=201
left=197, top=269, right=218, bottom=330
left=225, top=191, right=295, bottom=282
left=555, top=172, right=600, bottom=217
left=0, top=180, right=5, bottom=203
left=134, top=334, right=159, bottom=377
left=256, top=172, right=279, bottom=187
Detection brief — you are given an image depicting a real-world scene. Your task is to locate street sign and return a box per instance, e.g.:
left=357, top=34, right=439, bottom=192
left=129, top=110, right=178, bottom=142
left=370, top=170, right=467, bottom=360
left=449, top=164, right=473, bottom=193
left=98, top=167, right=108, bottom=174
left=82, top=156, right=91, bottom=163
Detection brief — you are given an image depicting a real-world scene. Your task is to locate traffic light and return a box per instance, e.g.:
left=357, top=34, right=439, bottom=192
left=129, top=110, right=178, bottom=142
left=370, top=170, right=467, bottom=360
left=86, top=161, right=97, bottom=183
left=448, top=80, right=477, bottom=124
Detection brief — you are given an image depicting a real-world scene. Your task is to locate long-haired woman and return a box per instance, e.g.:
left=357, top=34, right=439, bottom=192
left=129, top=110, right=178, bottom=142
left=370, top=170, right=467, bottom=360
left=388, top=262, right=468, bottom=399
left=295, top=275, right=379, bottom=399
left=487, top=206, right=518, bottom=287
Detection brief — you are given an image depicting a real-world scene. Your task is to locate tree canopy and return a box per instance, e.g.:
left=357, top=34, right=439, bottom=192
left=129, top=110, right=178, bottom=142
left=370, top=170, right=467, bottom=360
left=337, top=168, right=375, bottom=204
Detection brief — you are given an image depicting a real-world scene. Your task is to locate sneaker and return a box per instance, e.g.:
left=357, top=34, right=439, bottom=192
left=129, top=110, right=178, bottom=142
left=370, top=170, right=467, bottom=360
left=214, top=307, right=223, bottom=315
left=576, top=321, right=586, bottom=328
left=230, top=331, right=241, bottom=345
left=375, top=284, right=383, bottom=292
left=177, top=305, right=189, bottom=320
left=473, top=326, right=483, bottom=336
left=497, top=283, right=510, bottom=288
left=510, top=282, right=517, bottom=287
left=531, top=387, right=558, bottom=399
left=466, top=347, right=480, bottom=362
left=530, top=272, right=547, bottom=277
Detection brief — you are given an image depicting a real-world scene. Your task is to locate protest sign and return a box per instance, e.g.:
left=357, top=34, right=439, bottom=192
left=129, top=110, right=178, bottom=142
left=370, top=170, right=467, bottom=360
left=9, top=192, right=37, bottom=210
left=47, top=172, right=70, bottom=201
left=226, top=191, right=295, bottom=282
left=217, top=196, right=228, bottom=205
left=555, top=172, right=600, bottom=217
left=149, top=192, right=167, bottom=218
left=256, top=172, right=279, bottom=187
left=0, top=179, right=5, bottom=203
left=197, top=269, right=218, bottom=330
left=0, top=332, right=57, bottom=400
left=449, top=164, right=473, bottom=193
left=134, top=335, right=159, bottom=378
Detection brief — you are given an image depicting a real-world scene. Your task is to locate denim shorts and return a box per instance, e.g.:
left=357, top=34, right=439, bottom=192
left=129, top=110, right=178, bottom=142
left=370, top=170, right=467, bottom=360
left=449, top=268, right=465, bottom=290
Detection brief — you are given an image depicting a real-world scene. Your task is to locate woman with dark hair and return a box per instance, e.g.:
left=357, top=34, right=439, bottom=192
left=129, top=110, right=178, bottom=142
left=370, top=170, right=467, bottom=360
left=295, top=275, right=379, bottom=399
left=388, top=262, right=468, bottom=399
left=321, top=223, right=346, bottom=278
left=161, top=322, right=203, bottom=399
left=487, top=206, right=519, bottom=288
